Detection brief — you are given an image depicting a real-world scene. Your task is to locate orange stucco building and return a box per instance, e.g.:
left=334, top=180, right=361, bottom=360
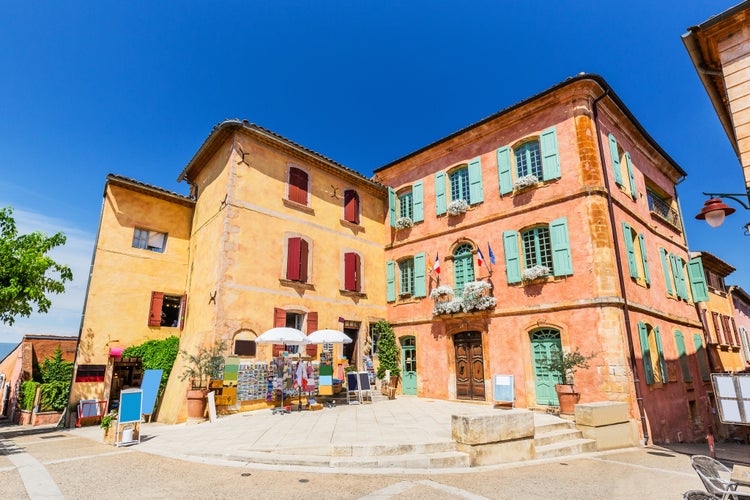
left=71, top=75, right=714, bottom=443
left=375, top=75, right=712, bottom=444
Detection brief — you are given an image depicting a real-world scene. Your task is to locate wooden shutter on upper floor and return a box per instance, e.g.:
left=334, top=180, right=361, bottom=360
left=694, top=333, right=711, bottom=381
left=730, top=317, right=741, bottom=346
left=497, top=146, right=512, bottom=195
left=549, top=217, right=573, bottom=276
left=467, top=157, right=484, bottom=204
left=637, top=233, right=650, bottom=285
left=712, top=312, right=724, bottom=344
left=687, top=257, right=709, bottom=303
left=179, top=295, right=187, bottom=330
left=608, top=134, right=623, bottom=186
left=149, top=292, right=163, bottom=326
left=289, top=167, right=308, bottom=205
left=637, top=321, right=654, bottom=385
left=624, top=152, right=637, bottom=200
left=540, top=127, right=560, bottom=181
left=388, top=187, right=397, bottom=227
left=287, top=237, right=301, bottom=281
left=622, top=222, right=638, bottom=279
left=698, top=308, right=714, bottom=343
left=306, top=312, right=318, bottom=356
left=412, top=181, right=424, bottom=223
left=344, top=252, right=360, bottom=292
left=654, top=325, right=668, bottom=383
left=503, top=230, right=521, bottom=284
left=386, top=260, right=396, bottom=302
left=413, top=252, right=426, bottom=298
left=344, top=190, right=359, bottom=225
left=721, top=315, right=734, bottom=346
left=659, top=248, right=674, bottom=296
left=435, top=172, right=447, bottom=215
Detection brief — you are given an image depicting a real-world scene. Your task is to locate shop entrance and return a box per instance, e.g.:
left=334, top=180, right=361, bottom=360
left=108, top=357, right=143, bottom=411
left=530, top=328, right=562, bottom=406
left=401, top=336, right=417, bottom=395
left=454, top=331, right=485, bottom=401
left=343, top=322, right=360, bottom=366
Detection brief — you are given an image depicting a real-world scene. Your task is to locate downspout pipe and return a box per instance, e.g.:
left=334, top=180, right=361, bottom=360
left=591, top=90, right=649, bottom=445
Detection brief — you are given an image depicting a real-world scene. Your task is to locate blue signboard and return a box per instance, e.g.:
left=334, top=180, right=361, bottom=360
left=140, top=369, right=163, bottom=417
left=119, top=388, right=143, bottom=424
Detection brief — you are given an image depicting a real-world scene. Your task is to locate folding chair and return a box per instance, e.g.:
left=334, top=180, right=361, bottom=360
left=690, top=455, right=750, bottom=499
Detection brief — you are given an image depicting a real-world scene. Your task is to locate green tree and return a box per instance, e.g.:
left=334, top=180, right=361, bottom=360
left=373, top=321, right=401, bottom=380
left=38, top=346, right=74, bottom=383
left=0, top=207, right=72, bottom=325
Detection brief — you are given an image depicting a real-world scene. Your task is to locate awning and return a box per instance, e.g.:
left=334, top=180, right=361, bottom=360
left=109, top=347, right=125, bottom=358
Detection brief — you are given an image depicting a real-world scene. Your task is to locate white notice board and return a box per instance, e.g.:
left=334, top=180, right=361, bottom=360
left=493, top=375, right=515, bottom=406
left=711, top=373, right=750, bottom=425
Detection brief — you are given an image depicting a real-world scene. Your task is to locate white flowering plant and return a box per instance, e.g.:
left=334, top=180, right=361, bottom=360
left=447, top=199, right=469, bottom=216
left=522, top=265, right=551, bottom=281
left=513, top=174, right=539, bottom=190
left=395, top=216, right=413, bottom=230
left=432, top=281, right=496, bottom=315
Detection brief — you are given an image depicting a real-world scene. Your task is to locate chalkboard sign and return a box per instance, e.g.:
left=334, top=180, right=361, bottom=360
left=346, top=372, right=359, bottom=391
left=358, top=372, right=371, bottom=391
left=119, top=388, right=143, bottom=424
left=493, top=375, right=515, bottom=406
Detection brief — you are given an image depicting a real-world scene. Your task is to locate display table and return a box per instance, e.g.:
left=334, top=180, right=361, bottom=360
left=732, top=465, right=750, bottom=487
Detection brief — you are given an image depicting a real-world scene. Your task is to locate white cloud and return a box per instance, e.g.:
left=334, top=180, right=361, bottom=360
left=0, top=205, right=95, bottom=343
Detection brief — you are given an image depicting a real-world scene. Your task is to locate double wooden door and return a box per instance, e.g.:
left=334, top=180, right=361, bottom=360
left=454, top=332, right=485, bottom=401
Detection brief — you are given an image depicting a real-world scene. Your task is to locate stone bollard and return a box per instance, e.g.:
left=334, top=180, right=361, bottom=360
left=451, top=409, right=535, bottom=466
left=574, top=401, right=638, bottom=451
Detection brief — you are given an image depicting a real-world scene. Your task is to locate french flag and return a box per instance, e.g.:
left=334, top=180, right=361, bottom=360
left=433, top=253, right=441, bottom=274
left=477, top=247, right=485, bottom=267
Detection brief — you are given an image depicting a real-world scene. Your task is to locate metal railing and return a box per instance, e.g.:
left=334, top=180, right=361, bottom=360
left=647, top=191, right=681, bottom=227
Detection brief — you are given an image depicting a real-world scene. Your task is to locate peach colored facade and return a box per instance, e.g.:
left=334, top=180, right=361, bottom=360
left=375, top=75, right=711, bottom=444
left=72, top=123, right=387, bottom=424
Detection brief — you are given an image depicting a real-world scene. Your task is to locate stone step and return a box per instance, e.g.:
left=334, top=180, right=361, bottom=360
left=534, top=438, right=597, bottom=459
left=534, top=421, right=576, bottom=435
left=534, top=428, right=585, bottom=447
left=333, top=440, right=457, bottom=457
left=330, top=450, right=470, bottom=469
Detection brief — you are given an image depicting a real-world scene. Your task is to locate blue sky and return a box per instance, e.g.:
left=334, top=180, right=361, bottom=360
left=1, top=1, right=748, bottom=343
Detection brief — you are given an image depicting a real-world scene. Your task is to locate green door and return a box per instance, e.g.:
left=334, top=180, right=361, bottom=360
left=531, top=329, right=562, bottom=406
left=401, top=336, right=417, bottom=395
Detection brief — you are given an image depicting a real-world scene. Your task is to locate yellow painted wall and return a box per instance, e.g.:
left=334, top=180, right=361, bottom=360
left=70, top=182, right=193, bottom=408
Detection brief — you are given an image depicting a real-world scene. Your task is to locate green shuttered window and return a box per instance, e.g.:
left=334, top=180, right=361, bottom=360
left=386, top=260, right=396, bottom=302
left=674, top=330, right=692, bottom=382
left=453, top=244, right=475, bottom=296
left=504, top=217, right=572, bottom=284
left=498, top=127, right=560, bottom=196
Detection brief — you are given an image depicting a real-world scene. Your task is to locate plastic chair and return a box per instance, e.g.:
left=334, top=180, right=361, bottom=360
left=690, top=455, right=750, bottom=499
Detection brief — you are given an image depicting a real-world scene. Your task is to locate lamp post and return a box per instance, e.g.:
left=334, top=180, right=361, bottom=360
left=695, top=189, right=750, bottom=233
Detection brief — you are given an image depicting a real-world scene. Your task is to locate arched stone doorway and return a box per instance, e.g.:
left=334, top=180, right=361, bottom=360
left=453, top=331, right=485, bottom=401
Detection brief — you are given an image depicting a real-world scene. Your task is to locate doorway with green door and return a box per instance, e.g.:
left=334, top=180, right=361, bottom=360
left=530, top=328, right=562, bottom=406
left=401, top=336, right=417, bottom=395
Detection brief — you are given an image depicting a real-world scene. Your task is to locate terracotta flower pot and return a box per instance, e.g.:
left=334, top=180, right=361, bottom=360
left=554, top=384, right=580, bottom=414
left=186, top=388, right=208, bottom=419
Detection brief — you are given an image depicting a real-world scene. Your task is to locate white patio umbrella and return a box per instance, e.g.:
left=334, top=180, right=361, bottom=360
left=255, top=327, right=309, bottom=413
left=307, top=329, right=353, bottom=344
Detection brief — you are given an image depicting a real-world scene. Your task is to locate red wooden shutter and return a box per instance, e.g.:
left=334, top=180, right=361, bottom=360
left=149, top=292, right=163, bottom=326
left=306, top=311, right=318, bottom=356
left=730, top=317, right=741, bottom=346
left=179, top=295, right=187, bottom=330
left=354, top=253, right=361, bottom=291
left=273, top=307, right=286, bottom=356
left=699, top=309, right=712, bottom=343
left=712, top=312, right=724, bottom=344
left=286, top=237, right=301, bottom=280
left=289, top=168, right=308, bottom=205
left=344, top=252, right=356, bottom=291
left=299, top=239, right=309, bottom=282
left=344, top=190, right=359, bottom=224
left=721, top=315, right=734, bottom=346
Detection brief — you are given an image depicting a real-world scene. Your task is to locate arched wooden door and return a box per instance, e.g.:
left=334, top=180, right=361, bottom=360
left=454, top=331, right=485, bottom=401
left=530, top=328, right=562, bottom=406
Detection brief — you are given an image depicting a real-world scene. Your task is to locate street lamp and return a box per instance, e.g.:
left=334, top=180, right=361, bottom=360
left=695, top=190, right=750, bottom=232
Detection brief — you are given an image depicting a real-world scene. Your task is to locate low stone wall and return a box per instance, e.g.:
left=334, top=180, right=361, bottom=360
left=574, top=401, right=638, bottom=450
left=15, top=409, right=62, bottom=426
left=451, top=409, right=535, bottom=466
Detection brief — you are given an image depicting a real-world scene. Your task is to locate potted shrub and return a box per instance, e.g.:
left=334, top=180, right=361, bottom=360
left=100, top=410, right=118, bottom=444
left=447, top=199, right=469, bottom=216
left=179, top=340, right=226, bottom=420
left=542, top=347, right=597, bottom=414
left=372, top=321, right=401, bottom=395
left=513, top=174, right=539, bottom=192
left=395, top=216, right=413, bottom=230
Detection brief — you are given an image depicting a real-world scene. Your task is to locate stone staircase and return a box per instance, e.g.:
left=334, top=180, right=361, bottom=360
left=533, top=418, right=596, bottom=459
left=215, top=412, right=596, bottom=470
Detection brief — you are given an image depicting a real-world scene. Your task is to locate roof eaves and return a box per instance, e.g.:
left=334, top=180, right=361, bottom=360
left=107, top=174, right=195, bottom=207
